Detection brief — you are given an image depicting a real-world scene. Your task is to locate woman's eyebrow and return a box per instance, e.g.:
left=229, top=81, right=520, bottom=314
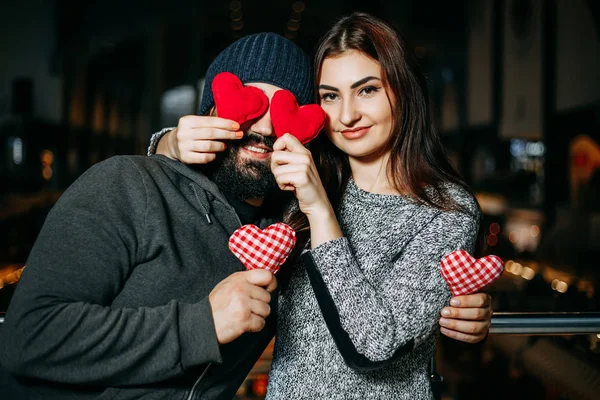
left=350, top=76, right=381, bottom=89
left=318, top=84, right=339, bottom=91
left=318, top=76, right=381, bottom=92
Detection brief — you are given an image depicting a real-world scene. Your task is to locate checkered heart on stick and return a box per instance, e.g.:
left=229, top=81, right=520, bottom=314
left=440, top=250, right=504, bottom=296
left=229, top=223, right=296, bottom=273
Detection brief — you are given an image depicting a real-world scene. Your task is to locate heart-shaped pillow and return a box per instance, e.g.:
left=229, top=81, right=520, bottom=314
left=270, top=90, right=326, bottom=144
left=440, top=250, right=504, bottom=296
left=212, top=72, right=269, bottom=125
left=229, top=223, right=296, bottom=273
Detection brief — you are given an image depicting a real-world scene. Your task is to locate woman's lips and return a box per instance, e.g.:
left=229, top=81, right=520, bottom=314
left=341, top=126, right=371, bottom=140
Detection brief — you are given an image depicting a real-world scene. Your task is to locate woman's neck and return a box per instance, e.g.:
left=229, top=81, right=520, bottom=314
left=349, top=153, right=399, bottom=195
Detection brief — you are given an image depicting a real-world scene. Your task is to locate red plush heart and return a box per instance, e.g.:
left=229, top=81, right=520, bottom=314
left=440, top=250, right=504, bottom=296
left=229, top=223, right=296, bottom=273
left=270, top=90, right=326, bottom=144
left=212, top=72, right=269, bottom=125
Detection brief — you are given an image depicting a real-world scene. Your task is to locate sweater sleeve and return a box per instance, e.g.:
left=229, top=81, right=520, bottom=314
left=303, top=204, right=479, bottom=371
left=0, top=157, right=221, bottom=386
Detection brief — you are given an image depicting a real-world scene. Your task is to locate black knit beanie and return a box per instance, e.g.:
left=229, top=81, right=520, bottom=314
left=198, top=32, right=314, bottom=115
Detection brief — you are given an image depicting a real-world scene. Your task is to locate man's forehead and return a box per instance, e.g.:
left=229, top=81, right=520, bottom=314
left=244, top=82, right=285, bottom=96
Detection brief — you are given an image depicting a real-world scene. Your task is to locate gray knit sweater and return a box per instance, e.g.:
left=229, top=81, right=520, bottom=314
left=267, top=178, right=480, bottom=399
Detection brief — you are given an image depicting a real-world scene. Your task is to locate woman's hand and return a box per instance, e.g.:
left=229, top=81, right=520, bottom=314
left=156, top=115, right=243, bottom=164
left=439, top=293, right=493, bottom=343
left=270, top=134, right=332, bottom=217
left=271, top=134, right=343, bottom=247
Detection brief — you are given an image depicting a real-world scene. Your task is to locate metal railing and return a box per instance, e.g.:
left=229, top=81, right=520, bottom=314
left=490, top=312, right=600, bottom=335
left=4, top=311, right=599, bottom=332
left=1, top=311, right=599, bottom=399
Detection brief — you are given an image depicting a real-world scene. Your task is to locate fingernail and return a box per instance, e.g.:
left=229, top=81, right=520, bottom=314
left=442, top=309, right=450, bottom=317
left=439, top=318, right=448, bottom=326
left=232, top=122, right=240, bottom=130
left=450, top=299, right=460, bottom=306
left=235, top=131, right=244, bottom=138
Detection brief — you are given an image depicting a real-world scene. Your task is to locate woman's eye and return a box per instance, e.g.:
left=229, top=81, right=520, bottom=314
left=320, top=92, right=338, bottom=102
left=359, top=86, right=380, bottom=96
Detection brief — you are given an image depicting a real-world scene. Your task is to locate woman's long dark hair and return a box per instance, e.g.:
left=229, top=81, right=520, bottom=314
left=284, top=12, right=483, bottom=261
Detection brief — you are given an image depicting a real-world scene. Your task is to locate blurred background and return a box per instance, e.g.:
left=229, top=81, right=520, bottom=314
left=0, top=0, right=599, bottom=399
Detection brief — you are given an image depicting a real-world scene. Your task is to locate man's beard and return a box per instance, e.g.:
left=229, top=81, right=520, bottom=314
left=207, top=133, right=277, bottom=201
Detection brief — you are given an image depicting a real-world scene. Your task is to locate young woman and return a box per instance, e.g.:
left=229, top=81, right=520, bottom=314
left=263, top=13, right=482, bottom=399
left=152, top=14, right=491, bottom=398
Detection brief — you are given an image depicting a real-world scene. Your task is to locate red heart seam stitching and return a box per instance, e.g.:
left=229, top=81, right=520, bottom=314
left=440, top=250, right=504, bottom=296
left=229, top=223, right=296, bottom=273
left=212, top=72, right=269, bottom=125
left=270, top=90, right=326, bottom=144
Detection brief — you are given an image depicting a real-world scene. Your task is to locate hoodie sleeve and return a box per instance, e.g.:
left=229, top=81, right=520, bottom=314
left=0, top=157, right=221, bottom=386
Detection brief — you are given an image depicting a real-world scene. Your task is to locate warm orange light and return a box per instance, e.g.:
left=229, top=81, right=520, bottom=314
left=509, top=231, right=519, bottom=243
left=521, top=267, right=535, bottom=280
left=504, top=260, right=514, bottom=273
left=41, top=150, right=54, bottom=166
left=530, top=225, right=540, bottom=237
left=42, top=166, right=53, bottom=180
left=556, top=281, right=568, bottom=293
left=487, top=234, right=498, bottom=247
left=512, top=263, right=523, bottom=275
left=252, top=374, right=269, bottom=396
left=292, top=1, right=305, bottom=12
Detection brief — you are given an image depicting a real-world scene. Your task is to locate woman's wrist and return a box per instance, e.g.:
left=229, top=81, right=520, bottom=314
left=307, top=205, right=343, bottom=248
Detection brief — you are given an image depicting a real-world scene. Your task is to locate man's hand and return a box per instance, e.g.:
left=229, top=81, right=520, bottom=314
left=209, top=269, right=277, bottom=344
left=439, top=293, right=492, bottom=343
left=156, top=115, right=243, bottom=164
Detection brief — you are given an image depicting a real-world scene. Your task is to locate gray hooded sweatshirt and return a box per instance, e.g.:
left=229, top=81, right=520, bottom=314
left=0, top=155, right=277, bottom=400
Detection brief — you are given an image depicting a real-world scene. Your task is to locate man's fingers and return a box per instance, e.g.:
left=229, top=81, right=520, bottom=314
left=440, top=327, right=483, bottom=344
left=450, top=293, right=491, bottom=308
left=244, top=269, right=276, bottom=287
left=246, top=314, right=267, bottom=333
left=249, top=299, right=271, bottom=318
left=246, top=284, right=272, bottom=304
left=441, top=306, right=491, bottom=321
left=265, top=277, right=278, bottom=293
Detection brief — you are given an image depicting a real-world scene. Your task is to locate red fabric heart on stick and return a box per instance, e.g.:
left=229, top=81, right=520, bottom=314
left=440, top=250, right=504, bottom=296
left=212, top=72, right=269, bottom=125
left=229, top=223, right=296, bottom=273
left=270, top=90, right=326, bottom=144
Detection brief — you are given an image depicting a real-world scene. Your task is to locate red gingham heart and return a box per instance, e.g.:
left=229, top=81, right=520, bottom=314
left=440, top=250, right=504, bottom=296
left=229, top=223, right=296, bottom=273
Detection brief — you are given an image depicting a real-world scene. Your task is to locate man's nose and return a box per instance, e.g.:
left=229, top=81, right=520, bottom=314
left=249, top=109, right=274, bottom=137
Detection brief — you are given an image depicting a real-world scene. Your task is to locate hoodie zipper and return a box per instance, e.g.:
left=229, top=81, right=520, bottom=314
left=186, top=363, right=212, bottom=400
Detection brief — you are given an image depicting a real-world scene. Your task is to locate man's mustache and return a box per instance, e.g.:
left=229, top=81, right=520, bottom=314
left=239, top=132, right=275, bottom=149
